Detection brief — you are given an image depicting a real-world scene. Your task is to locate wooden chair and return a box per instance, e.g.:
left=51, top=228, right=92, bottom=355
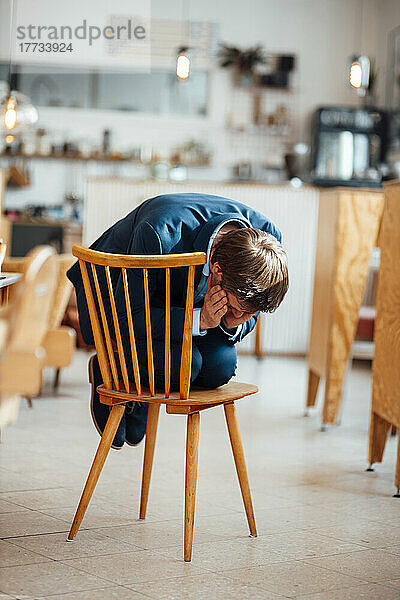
left=4, top=254, right=76, bottom=394
left=42, top=255, right=76, bottom=390
left=0, top=246, right=57, bottom=427
left=67, top=245, right=258, bottom=561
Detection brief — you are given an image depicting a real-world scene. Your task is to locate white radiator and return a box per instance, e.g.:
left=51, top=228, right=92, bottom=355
left=85, top=178, right=319, bottom=354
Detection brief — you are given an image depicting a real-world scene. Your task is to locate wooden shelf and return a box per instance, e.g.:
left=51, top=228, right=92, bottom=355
left=0, top=152, right=137, bottom=164
left=0, top=153, right=211, bottom=168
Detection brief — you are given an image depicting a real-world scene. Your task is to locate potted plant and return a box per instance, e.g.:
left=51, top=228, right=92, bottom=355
left=218, top=44, right=265, bottom=86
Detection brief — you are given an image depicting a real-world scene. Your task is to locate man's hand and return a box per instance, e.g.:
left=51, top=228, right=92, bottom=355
left=200, top=283, right=228, bottom=330
left=222, top=311, right=254, bottom=331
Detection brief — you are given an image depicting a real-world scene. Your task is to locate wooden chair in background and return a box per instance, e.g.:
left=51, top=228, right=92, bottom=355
left=0, top=246, right=57, bottom=428
left=67, top=246, right=258, bottom=561
left=42, top=255, right=76, bottom=390
left=4, top=254, right=76, bottom=395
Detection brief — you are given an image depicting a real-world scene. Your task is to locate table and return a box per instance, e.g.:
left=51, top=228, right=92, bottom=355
left=0, top=272, right=22, bottom=305
left=369, top=180, right=400, bottom=494
left=306, top=187, right=384, bottom=426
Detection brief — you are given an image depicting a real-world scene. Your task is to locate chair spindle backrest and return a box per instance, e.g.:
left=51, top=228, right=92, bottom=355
left=73, top=246, right=206, bottom=400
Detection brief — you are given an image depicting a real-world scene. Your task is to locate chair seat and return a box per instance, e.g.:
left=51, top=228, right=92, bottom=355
left=98, top=381, right=258, bottom=406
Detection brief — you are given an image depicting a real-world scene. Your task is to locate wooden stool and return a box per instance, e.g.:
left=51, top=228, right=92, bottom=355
left=67, top=246, right=258, bottom=561
left=368, top=180, right=400, bottom=495
left=306, top=188, right=384, bottom=426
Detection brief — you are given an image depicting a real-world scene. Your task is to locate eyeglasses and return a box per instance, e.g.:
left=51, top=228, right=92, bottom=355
left=223, top=288, right=256, bottom=318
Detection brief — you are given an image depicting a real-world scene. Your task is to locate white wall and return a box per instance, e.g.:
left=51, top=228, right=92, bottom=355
left=2, top=0, right=400, bottom=209
left=374, top=0, right=400, bottom=106
left=1, top=0, right=384, bottom=144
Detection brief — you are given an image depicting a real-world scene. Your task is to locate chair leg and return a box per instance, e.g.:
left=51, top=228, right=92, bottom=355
left=139, top=403, right=160, bottom=520
left=306, top=368, right=320, bottom=409
left=184, top=411, right=200, bottom=562
left=224, top=402, right=257, bottom=538
left=53, top=368, right=61, bottom=391
left=368, top=411, right=391, bottom=466
left=395, top=434, right=400, bottom=496
left=67, top=404, right=125, bottom=540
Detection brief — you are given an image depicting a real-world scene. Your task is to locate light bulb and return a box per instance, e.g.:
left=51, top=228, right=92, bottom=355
left=0, top=91, right=38, bottom=136
left=177, top=52, right=190, bottom=80
left=350, top=61, right=362, bottom=89
left=4, top=98, right=17, bottom=129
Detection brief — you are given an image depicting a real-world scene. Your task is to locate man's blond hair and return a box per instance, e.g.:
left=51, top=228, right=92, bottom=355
left=211, top=228, right=289, bottom=312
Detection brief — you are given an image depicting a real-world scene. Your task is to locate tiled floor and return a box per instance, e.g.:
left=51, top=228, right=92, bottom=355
left=1, top=350, right=399, bottom=599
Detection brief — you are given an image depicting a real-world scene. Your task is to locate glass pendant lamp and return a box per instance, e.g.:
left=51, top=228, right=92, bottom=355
left=0, top=89, right=38, bottom=136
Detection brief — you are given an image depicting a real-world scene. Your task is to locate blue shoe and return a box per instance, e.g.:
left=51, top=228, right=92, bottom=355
left=88, top=355, right=126, bottom=450
left=125, top=402, right=148, bottom=446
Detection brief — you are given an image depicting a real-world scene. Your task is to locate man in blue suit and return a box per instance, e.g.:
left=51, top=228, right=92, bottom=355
left=67, top=193, right=288, bottom=449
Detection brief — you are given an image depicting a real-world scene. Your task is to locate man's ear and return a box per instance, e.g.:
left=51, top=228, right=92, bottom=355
left=212, top=261, right=222, bottom=274
left=210, top=261, right=223, bottom=284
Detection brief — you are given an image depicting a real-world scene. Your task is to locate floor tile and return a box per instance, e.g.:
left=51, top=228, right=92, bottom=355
left=239, top=529, right=367, bottom=562
left=99, top=512, right=254, bottom=550
left=0, top=561, right=111, bottom=598
left=385, top=579, right=400, bottom=591
left=129, top=572, right=284, bottom=599
left=37, top=504, right=144, bottom=530
left=381, top=545, right=400, bottom=556
left=304, top=549, right=400, bottom=582
left=224, top=560, right=364, bottom=598
left=0, top=510, right=69, bottom=538
left=313, top=519, right=400, bottom=548
left=296, top=582, right=400, bottom=599
left=0, top=498, right=30, bottom=514
left=39, top=587, right=148, bottom=599
left=157, top=537, right=283, bottom=570
left=0, top=468, right=54, bottom=493
left=63, top=550, right=208, bottom=585
left=0, top=539, right=52, bottom=567
left=7, top=530, right=143, bottom=561
left=0, top=487, right=87, bottom=511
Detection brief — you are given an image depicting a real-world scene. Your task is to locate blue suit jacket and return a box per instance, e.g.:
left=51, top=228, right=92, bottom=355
left=67, top=193, right=282, bottom=347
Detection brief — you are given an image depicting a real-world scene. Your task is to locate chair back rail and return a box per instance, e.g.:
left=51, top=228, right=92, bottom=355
left=72, top=245, right=206, bottom=400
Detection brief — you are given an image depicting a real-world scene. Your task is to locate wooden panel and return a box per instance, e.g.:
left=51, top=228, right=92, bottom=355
left=322, top=189, right=384, bottom=424
left=308, top=190, right=338, bottom=376
left=372, top=181, right=400, bottom=427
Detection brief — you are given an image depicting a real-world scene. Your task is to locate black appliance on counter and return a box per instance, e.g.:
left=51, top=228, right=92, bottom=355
left=311, top=106, right=387, bottom=187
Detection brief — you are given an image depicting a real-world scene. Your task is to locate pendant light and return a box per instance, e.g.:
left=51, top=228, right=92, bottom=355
left=176, top=0, right=191, bottom=80
left=0, top=0, right=38, bottom=139
left=348, top=0, right=371, bottom=97
left=349, top=55, right=370, bottom=96
left=176, top=46, right=191, bottom=80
